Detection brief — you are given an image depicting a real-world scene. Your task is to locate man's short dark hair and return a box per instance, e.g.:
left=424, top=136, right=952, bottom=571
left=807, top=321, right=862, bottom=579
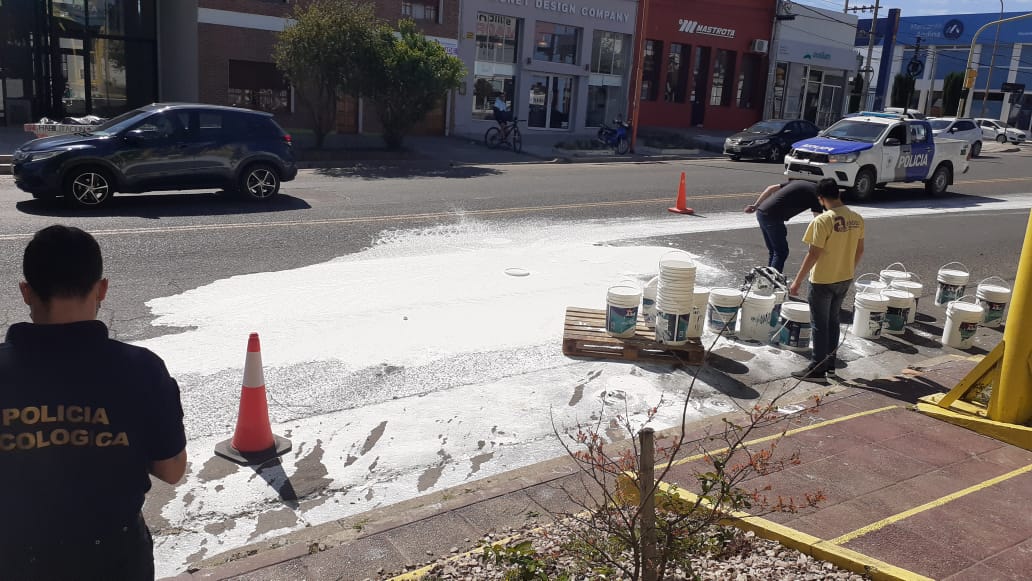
left=23, top=225, right=103, bottom=302
left=816, top=178, right=841, bottom=200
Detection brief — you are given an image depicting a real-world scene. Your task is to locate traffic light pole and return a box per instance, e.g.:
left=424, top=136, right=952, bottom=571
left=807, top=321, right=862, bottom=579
left=959, top=12, right=1032, bottom=118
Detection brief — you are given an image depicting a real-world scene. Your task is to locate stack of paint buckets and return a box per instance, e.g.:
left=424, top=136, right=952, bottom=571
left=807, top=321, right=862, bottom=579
left=934, top=262, right=981, bottom=349
left=654, top=251, right=697, bottom=346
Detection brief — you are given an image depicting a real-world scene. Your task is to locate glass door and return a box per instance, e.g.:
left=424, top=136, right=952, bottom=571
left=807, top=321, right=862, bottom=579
left=527, top=75, right=575, bottom=129
left=803, top=69, right=822, bottom=124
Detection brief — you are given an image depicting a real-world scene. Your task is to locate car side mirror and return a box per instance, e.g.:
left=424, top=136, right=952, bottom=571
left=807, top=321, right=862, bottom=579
left=948, top=128, right=956, bottom=133
left=784, top=129, right=793, bottom=134
left=885, top=137, right=901, bottom=146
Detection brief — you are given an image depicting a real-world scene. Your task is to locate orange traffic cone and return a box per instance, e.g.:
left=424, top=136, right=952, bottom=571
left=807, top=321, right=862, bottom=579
left=215, top=333, right=292, bottom=465
left=667, top=172, right=695, bottom=215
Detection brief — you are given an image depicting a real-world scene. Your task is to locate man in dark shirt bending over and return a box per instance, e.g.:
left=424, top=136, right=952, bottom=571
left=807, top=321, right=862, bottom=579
left=744, top=179, right=824, bottom=273
left=0, top=225, right=187, bottom=580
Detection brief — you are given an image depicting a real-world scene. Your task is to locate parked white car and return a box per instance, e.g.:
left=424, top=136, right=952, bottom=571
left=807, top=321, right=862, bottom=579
left=975, top=118, right=1027, bottom=144
left=928, top=117, right=983, bottom=157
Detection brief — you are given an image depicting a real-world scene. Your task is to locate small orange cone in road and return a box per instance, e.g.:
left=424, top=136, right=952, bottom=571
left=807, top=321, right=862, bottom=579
left=215, top=333, right=292, bottom=465
left=668, top=172, right=695, bottom=215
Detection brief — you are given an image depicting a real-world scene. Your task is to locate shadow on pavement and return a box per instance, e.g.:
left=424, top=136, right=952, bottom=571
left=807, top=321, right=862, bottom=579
left=15, top=191, right=311, bottom=219
left=315, top=164, right=503, bottom=180
left=253, top=458, right=300, bottom=510
left=840, top=374, right=943, bottom=404
left=695, top=365, right=761, bottom=400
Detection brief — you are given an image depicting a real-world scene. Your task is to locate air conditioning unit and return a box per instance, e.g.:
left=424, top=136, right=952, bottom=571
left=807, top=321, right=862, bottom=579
left=749, top=39, right=770, bottom=54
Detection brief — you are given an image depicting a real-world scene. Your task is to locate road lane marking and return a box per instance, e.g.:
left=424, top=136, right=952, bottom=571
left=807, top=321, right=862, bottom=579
left=660, top=405, right=899, bottom=470
left=829, top=462, right=1032, bottom=545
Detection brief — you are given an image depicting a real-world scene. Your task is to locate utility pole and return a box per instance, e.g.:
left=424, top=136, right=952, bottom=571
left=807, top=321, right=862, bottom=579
left=980, top=1, right=1005, bottom=118
left=848, top=1, right=881, bottom=110
left=903, top=37, right=922, bottom=112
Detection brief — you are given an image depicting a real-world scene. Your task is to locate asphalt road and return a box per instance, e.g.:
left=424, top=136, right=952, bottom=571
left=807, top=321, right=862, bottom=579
left=2, top=147, right=1032, bottom=576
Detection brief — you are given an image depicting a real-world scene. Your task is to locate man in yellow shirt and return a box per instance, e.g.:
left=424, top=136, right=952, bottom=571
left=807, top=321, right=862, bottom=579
left=788, top=179, right=865, bottom=382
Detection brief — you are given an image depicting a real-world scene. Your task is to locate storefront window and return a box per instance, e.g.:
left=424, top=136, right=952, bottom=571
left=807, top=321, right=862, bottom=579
left=977, top=43, right=1014, bottom=90
left=665, top=43, right=689, bottom=103
left=641, top=40, right=661, bottom=101
left=710, top=49, right=735, bottom=106
left=87, top=0, right=156, bottom=37
left=474, top=12, right=520, bottom=121
left=228, top=60, right=291, bottom=113
left=587, top=31, right=630, bottom=127
left=534, top=22, right=580, bottom=65
left=737, top=53, right=761, bottom=109
left=401, top=1, right=437, bottom=22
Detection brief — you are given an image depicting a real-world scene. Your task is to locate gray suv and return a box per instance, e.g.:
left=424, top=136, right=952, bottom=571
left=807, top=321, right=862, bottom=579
left=12, top=103, right=297, bottom=208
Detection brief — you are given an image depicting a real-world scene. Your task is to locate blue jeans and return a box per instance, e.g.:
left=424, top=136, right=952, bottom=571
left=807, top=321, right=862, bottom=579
left=755, top=209, right=789, bottom=273
left=808, top=279, right=852, bottom=371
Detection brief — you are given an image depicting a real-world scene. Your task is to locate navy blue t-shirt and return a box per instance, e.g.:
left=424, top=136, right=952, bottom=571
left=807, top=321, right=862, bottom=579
left=757, top=180, right=823, bottom=222
left=0, top=321, right=186, bottom=543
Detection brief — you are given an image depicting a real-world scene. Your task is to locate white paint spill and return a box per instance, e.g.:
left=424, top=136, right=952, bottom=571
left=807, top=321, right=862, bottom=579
left=142, top=195, right=1032, bottom=577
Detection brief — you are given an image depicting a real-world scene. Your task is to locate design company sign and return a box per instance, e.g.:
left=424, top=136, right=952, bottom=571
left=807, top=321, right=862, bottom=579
left=495, top=0, right=630, bottom=23
left=678, top=19, right=735, bottom=39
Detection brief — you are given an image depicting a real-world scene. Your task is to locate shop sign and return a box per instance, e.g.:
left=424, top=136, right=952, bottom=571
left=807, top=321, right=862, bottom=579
left=494, top=0, right=630, bottom=23
left=778, top=39, right=859, bottom=71
left=427, top=36, right=459, bottom=57
left=678, top=19, right=735, bottom=39
left=477, top=12, right=517, bottom=39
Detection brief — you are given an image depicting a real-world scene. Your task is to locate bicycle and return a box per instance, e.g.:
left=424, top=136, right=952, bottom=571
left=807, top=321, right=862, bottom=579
left=484, top=119, right=523, bottom=153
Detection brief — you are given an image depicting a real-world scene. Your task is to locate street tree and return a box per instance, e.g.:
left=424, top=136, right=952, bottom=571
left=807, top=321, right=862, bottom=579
left=273, top=0, right=380, bottom=149
left=942, top=72, right=964, bottom=116
left=890, top=73, right=916, bottom=109
left=362, top=20, right=466, bottom=149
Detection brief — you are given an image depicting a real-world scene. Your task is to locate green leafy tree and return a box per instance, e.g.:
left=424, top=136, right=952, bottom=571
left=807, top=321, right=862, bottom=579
left=362, top=20, right=466, bottom=149
left=273, top=0, right=381, bottom=148
left=942, top=71, right=964, bottom=116
left=890, top=73, right=916, bottom=109
left=847, top=75, right=865, bottom=113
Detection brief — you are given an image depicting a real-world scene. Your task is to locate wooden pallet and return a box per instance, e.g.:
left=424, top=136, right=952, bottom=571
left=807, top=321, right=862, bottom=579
left=562, top=307, right=705, bottom=366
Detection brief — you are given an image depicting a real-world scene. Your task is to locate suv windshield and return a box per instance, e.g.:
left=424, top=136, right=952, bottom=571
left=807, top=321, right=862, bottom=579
left=822, top=120, right=887, bottom=143
left=88, top=108, right=152, bottom=136
left=928, top=120, right=952, bottom=130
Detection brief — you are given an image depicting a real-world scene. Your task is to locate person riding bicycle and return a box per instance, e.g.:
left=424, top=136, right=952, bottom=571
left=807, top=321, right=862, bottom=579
left=492, top=92, right=511, bottom=133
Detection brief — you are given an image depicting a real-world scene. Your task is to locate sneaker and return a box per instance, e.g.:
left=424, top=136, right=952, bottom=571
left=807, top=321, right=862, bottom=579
left=791, top=364, right=827, bottom=383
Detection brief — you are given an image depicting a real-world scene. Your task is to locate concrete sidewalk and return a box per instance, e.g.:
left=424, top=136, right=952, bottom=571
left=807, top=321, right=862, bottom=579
left=168, top=355, right=1032, bottom=581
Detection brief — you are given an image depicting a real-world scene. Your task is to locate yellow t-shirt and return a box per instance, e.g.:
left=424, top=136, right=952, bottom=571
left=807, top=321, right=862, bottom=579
left=802, top=206, right=865, bottom=284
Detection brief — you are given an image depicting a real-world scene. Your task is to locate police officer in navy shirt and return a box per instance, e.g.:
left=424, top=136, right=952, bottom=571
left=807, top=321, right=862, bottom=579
left=744, top=180, right=824, bottom=273
left=0, top=225, right=187, bottom=580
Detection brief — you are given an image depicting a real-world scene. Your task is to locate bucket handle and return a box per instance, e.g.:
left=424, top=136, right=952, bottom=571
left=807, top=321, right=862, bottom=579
left=882, top=262, right=908, bottom=274
left=978, top=276, right=1011, bottom=290
left=660, top=249, right=693, bottom=263
left=613, top=277, right=641, bottom=291
left=948, top=294, right=979, bottom=308
left=939, top=261, right=969, bottom=274
left=855, top=273, right=883, bottom=290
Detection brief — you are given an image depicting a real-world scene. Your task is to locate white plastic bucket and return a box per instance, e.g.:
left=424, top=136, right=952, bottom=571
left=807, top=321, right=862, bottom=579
left=606, top=284, right=641, bottom=338
left=942, top=296, right=984, bottom=349
left=882, top=289, right=914, bottom=335
left=879, top=262, right=912, bottom=287
left=890, top=278, right=923, bottom=324
left=707, top=288, right=743, bottom=333
left=738, top=292, right=776, bottom=342
left=855, top=273, right=888, bottom=296
left=642, top=276, right=659, bottom=329
left=686, top=287, right=710, bottom=339
left=935, top=262, right=970, bottom=306
left=655, top=310, right=691, bottom=346
left=976, top=277, right=1011, bottom=328
left=851, top=292, right=889, bottom=339
left=777, top=302, right=812, bottom=352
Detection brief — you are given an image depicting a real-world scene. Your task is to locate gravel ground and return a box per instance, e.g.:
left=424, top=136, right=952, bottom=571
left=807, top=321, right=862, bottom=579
left=385, top=517, right=869, bottom=581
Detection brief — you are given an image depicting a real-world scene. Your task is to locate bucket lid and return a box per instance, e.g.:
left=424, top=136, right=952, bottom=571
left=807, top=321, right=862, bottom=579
left=659, top=260, right=697, bottom=274
left=948, top=301, right=984, bottom=318
left=709, top=287, right=743, bottom=307
left=780, top=302, right=811, bottom=322
left=608, top=285, right=641, bottom=299
left=938, top=268, right=969, bottom=284
left=855, top=292, right=889, bottom=308
left=891, top=279, right=923, bottom=292
left=882, top=289, right=914, bottom=306
left=880, top=269, right=910, bottom=281
left=976, top=284, right=1011, bottom=301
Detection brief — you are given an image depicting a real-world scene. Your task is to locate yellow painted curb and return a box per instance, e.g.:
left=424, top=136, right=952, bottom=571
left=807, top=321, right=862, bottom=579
left=916, top=402, right=1032, bottom=452
left=658, top=483, right=933, bottom=581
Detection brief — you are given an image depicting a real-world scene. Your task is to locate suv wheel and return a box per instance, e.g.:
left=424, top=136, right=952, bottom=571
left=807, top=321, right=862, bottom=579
left=64, top=167, right=113, bottom=208
left=850, top=168, right=875, bottom=202
left=925, top=164, right=951, bottom=196
left=971, top=141, right=982, bottom=157
left=239, top=164, right=280, bottom=201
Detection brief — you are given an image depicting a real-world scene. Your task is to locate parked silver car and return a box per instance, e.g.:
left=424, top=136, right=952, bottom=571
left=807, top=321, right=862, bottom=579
left=975, top=118, right=1027, bottom=145
left=928, top=117, right=983, bottom=157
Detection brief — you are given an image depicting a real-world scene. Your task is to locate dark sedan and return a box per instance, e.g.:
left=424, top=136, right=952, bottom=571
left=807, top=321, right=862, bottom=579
left=723, top=119, right=820, bottom=163
left=12, top=103, right=297, bottom=208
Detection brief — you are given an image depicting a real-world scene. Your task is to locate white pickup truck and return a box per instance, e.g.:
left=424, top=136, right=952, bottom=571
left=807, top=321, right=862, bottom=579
left=783, top=112, right=971, bottom=201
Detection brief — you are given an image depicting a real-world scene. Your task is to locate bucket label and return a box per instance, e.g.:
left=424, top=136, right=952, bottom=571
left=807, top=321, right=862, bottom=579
left=769, top=304, right=782, bottom=328
left=656, top=312, right=690, bottom=343
left=981, top=301, right=1005, bottom=324
left=936, top=283, right=966, bottom=305
left=607, top=305, right=638, bottom=335
left=868, top=312, right=885, bottom=337
left=886, top=306, right=909, bottom=333
left=779, top=320, right=811, bottom=349
left=707, top=304, right=739, bottom=332
left=959, top=321, right=978, bottom=342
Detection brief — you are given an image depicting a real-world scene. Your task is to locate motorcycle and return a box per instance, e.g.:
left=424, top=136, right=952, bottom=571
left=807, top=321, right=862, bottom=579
left=597, top=119, right=631, bottom=155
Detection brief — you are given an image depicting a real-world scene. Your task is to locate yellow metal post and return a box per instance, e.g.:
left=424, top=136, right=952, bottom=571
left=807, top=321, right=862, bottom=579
left=991, top=210, right=1032, bottom=423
